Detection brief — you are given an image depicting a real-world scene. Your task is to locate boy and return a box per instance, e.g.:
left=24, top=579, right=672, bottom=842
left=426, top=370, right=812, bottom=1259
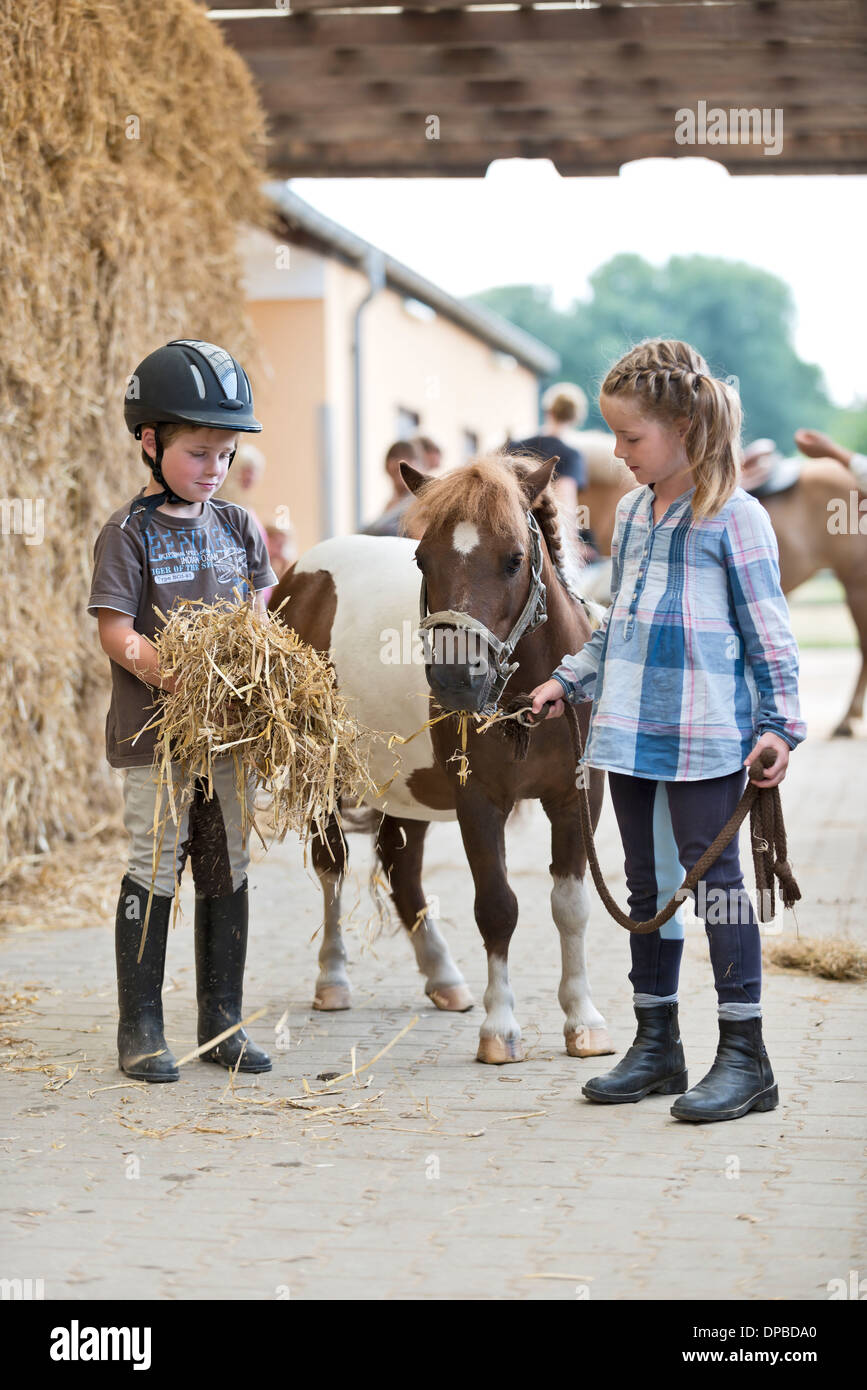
left=88, top=340, right=278, bottom=1082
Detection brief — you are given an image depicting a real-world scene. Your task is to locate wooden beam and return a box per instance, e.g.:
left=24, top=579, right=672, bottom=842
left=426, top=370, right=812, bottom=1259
left=267, top=0, right=775, bottom=8
left=265, top=103, right=865, bottom=141
left=250, top=68, right=867, bottom=115
left=242, top=41, right=865, bottom=88
left=213, top=4, right=867, bottom=52
left=204, top=0, right=769, bottom=8
left=263, top=129, right=867, bottom=177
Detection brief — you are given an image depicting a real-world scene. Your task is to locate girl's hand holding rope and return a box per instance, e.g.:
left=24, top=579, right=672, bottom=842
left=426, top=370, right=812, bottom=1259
left=529, top=678, right=568, bottom=720
left=744, top=732, right=790, bottom=789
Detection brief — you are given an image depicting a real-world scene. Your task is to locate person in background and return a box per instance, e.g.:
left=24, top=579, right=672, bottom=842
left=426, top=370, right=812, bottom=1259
left=361, top=439, right=428, bottom=538
left=265, top=524, right=297, bottom=583
left=412, top=434, right=443, bottom=477
left=218, top=441, right=276, bottom=604
left=507, top=382, right=597, bottom=560
left=794, top=428, right=867, bottom=490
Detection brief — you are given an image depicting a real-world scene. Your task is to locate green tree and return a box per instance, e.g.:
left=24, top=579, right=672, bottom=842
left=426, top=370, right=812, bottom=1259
left=472, top=255, right=833, bottom=448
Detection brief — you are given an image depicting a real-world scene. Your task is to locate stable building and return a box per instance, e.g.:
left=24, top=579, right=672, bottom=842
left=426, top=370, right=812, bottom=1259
left=239, top=184, right=558, bottom=552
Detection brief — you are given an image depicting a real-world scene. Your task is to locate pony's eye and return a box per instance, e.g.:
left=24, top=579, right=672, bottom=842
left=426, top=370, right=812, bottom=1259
left=505, top=552, right=524, bottom=575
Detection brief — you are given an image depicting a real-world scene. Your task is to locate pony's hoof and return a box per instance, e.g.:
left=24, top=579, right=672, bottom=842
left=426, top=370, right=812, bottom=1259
left=313, top=985, right=351, bottom=1011
left=831, top=722, right=853, bottom=738
left=477, top=1035, right=524, bottom=1065
left=427, top=984, right=475, bottom=1012
left=566, top=1027, right=616, bottom=1058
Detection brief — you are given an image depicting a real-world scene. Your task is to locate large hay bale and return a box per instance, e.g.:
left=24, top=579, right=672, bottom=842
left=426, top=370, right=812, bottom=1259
left=0, top=0, right=270, bottom=873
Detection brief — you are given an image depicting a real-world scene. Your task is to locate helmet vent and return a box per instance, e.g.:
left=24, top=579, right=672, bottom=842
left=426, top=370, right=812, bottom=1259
left=189, top=363, right=206, bottom=399
left=172, top=339, right=238, bottom=400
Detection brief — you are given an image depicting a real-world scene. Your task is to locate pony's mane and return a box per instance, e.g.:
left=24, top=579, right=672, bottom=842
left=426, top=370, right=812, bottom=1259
left=402, top=450, right=585, bottom=597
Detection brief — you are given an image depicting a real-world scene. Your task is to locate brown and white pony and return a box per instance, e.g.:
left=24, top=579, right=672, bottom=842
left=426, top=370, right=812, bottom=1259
left=269, top=454, right=613, bottom=1064
left=574, top=431, right=867, bottom=737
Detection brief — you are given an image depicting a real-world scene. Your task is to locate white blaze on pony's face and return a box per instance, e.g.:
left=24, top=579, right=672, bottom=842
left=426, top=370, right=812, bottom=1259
left=452, top=521, right=480, bottom=556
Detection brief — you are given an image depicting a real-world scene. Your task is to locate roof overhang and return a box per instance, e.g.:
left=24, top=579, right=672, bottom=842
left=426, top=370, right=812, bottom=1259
left=208, top=2, right=867, bottom=177
left=266, top=181, right=561, bottom=375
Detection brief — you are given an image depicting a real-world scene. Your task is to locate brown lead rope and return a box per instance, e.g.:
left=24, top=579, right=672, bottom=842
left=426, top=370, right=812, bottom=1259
left=501, top=696, right=801, bottom=933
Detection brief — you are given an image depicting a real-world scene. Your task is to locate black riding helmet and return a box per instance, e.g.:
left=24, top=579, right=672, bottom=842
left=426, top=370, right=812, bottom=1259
left=122, top=339, right=262, bottom=528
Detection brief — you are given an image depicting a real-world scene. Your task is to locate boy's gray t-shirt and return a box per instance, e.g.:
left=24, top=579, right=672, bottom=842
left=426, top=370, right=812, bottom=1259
left=88, top=492, right=279, bottom=769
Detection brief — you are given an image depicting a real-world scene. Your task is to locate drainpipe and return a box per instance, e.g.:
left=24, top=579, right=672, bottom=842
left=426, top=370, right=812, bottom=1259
left=352, top=248, right=386, bottom=530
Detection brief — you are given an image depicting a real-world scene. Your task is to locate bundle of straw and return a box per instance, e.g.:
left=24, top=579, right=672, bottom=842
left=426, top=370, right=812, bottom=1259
left=764, top=935, right=867, bottom=983
left=141, top=595, right=384, bottom=849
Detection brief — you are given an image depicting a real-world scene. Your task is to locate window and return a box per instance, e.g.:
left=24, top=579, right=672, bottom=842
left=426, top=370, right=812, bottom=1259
left=396, top=406, right=420, bottom=438
left=402, top=297, right=436, bottom=323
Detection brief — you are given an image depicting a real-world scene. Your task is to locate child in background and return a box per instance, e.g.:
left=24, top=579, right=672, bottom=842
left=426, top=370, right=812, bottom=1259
left=530, top=339, right=806, bottom=1124
left=88, top=340, right=277, bottom=1082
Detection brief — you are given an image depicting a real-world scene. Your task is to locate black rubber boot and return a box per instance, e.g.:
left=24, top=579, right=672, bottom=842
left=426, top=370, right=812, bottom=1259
left=670, top=1016, right=778, bottom=1123
left=582, top=1003, right=687, bottom=1104
left=195, top=879, right=271, bottom=1073
left=115, top=875, right=179, bottom=1083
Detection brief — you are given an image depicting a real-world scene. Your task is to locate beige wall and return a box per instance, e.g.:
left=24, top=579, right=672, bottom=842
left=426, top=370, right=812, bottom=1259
left=240, top=231, right=542, bottom=554
left=334, top=261, right=540, bottom=526
left=242, top=297, right=325, bottom=555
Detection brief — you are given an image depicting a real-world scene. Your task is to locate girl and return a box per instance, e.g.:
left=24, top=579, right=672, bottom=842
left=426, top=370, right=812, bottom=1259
left=530, top=339, right=806, bottom=1124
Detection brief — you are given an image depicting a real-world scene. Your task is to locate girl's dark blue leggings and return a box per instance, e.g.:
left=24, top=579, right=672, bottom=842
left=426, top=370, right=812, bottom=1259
left=606, top=767, right=762, bottom=1005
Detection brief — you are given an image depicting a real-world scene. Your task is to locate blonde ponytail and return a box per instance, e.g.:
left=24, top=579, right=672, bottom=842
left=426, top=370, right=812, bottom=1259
left=600, top=339, right=742, bottom=519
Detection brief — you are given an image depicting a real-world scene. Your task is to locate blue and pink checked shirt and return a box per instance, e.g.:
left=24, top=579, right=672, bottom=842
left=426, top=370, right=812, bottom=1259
left=553, top=483, right=807, bottom=781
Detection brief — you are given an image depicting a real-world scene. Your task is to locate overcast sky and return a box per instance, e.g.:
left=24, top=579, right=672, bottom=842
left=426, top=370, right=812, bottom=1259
left=291, top=159, right=866, bottom=408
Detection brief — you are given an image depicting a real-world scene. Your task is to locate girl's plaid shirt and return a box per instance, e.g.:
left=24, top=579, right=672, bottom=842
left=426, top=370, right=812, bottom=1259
left=553, top=483, right=807, bottom=782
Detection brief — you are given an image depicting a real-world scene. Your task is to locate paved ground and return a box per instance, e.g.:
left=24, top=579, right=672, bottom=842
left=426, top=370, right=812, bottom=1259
left=1, top=650, right=865, bottom=1301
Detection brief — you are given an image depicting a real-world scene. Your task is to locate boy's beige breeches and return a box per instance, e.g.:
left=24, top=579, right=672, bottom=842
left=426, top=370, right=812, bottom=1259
left=121, top=759, right=256, bottom=899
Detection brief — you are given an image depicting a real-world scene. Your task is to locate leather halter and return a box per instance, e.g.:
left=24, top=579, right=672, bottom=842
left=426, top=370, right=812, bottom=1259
left=417, top=509, right=548, bottom=714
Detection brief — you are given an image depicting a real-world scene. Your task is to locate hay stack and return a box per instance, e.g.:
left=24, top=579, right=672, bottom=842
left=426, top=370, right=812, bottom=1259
left=148, top=597, right=383, bottom=846
left=0, top=1, right=270, bottom=872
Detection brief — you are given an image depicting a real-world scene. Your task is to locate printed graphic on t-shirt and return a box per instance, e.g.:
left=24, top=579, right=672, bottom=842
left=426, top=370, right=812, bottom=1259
left=143, top=518, right=249, bottom=591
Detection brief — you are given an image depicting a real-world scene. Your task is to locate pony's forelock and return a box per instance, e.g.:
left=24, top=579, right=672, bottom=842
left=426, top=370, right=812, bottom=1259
left=403, top=452, right=531, bottom=542
left=402, top=450, right=585, bottom=596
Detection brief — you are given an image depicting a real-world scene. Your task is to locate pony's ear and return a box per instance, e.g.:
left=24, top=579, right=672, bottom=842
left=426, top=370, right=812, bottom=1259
left=400, top=462, right=428, bottom=495
left=520, top=456, right=558, bottom=505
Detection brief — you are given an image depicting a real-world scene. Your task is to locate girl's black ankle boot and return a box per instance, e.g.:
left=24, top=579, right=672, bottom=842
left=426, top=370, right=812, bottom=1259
left=582, top=1002, right=687, bottom=1104
left=671, top=1016, right=778, bottom=1123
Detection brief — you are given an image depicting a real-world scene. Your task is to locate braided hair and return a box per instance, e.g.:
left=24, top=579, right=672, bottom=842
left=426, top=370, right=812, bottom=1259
left=600, top=339, right=742, bottom=519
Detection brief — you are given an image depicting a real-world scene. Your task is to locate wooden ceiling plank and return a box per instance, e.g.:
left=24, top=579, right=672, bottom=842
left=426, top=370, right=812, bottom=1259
left=267, top=103, right=866, bottom=140
left=264, top=131, right=867, bottom=179
left=213, top=5, right=867, bottom=53
left=204, top=0, right=773, bottom=8
left=243, top=41, right=866, bottom=84
left=252, top=71, right=867, bottom=113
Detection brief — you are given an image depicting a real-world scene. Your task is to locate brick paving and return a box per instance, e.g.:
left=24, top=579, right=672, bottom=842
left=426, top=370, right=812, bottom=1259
left=1, top=650, right=865, bottom=1301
